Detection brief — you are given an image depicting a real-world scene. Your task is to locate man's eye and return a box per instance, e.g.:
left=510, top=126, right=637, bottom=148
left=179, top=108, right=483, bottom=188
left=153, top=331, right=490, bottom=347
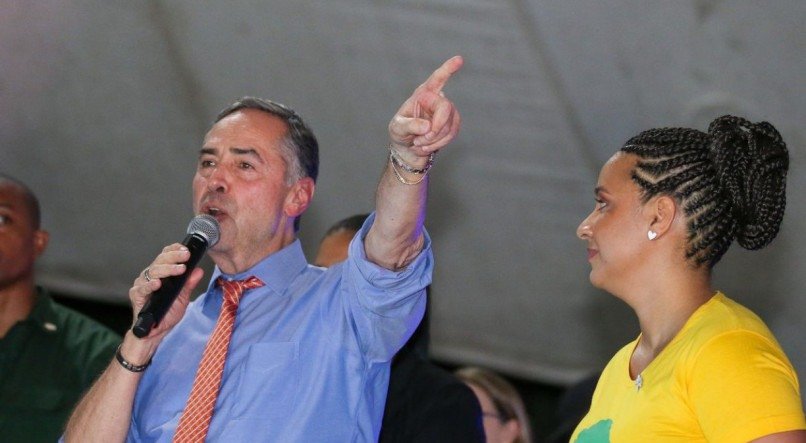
left=0, top=215, right=8, bottom=225
left=200, top=160, right=215, bottom=168
left=239, top=162, right=254, bottom=170
left=595, top=199, right=608, bottom=211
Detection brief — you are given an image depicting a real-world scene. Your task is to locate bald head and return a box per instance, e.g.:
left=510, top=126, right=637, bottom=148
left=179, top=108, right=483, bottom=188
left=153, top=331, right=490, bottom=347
left=0, top=174, right=41, bottom=229
left=0, top=173, right=49, bottom=293
left=314, top=229, right=356, bottom=267
left=314, top=214, right=369, bottom=267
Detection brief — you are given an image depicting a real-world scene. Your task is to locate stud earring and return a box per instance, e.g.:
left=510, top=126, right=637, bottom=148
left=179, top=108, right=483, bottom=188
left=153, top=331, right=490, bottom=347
left=647, top=230, right=657, bottom=241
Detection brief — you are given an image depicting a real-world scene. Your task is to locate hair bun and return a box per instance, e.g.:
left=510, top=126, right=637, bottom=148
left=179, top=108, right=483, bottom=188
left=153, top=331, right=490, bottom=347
left=707, top=115, right=788, bottom=250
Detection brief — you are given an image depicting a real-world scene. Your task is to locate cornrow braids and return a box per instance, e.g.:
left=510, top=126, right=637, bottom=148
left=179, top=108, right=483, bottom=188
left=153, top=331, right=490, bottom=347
left=621, top=115, right=788, bottom=268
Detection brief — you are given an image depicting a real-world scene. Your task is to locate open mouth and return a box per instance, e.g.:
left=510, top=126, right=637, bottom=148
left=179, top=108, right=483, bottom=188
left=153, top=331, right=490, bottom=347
left=201, top=204, right=227, bottom=220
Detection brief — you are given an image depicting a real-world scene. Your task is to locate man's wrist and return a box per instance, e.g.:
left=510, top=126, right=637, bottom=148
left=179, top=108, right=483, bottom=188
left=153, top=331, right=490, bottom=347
left=388, top=145, right=435, bottom=174
left=115, top=344, right=151, bottom=372
left=388, top=148, right=434, bottom=186
left=118, top=332, right=158, bottom=367
left=388, top=143, right=431, bottom=169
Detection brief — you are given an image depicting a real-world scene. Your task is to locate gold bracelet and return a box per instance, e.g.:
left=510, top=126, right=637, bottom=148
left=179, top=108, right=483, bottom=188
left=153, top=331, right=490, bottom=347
left=388, top=145, right=435, bottom=174
left=389, top=151, right=430, bottom=185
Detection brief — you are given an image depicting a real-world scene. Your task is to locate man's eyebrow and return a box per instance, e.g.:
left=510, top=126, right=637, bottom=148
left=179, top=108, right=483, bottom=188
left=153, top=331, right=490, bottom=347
left=230, top=147, right=261, bottom=159
left=198, top=147, right=263, bottom=162
left=594, top=186, right=605, bottom=196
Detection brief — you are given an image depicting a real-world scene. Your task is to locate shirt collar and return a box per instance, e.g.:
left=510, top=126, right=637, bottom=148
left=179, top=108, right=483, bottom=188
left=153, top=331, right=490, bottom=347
left=204, top=239, right=309, bottom=300
left=27, top=286, right=60, bottom=332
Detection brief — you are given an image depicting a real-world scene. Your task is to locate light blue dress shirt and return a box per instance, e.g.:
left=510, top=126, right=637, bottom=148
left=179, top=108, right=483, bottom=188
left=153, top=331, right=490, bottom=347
left=127, top=214, right=430, bottom=442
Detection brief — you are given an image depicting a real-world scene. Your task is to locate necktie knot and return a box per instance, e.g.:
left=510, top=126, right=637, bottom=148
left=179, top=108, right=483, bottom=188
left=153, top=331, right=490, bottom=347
left=216, top=276, right=265, bottom=306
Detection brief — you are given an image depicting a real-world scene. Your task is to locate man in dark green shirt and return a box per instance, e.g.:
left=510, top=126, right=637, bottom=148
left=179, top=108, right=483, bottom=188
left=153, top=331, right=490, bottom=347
left=0, top=173, right=120, bottom=442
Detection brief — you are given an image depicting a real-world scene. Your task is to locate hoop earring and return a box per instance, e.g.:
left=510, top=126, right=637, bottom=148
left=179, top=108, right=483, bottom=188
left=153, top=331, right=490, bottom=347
left=647, top=230, right=658, bottom=241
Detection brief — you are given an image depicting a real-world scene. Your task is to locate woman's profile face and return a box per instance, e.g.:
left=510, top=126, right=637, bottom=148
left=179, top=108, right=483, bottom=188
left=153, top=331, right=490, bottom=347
left=576, top=153, right=650, bottom=293
left=466, top=383, right=520, bottom=443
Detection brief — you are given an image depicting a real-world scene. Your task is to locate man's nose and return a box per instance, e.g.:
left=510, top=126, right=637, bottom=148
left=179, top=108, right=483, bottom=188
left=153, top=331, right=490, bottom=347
left=206, top=166, right=229, bottom=193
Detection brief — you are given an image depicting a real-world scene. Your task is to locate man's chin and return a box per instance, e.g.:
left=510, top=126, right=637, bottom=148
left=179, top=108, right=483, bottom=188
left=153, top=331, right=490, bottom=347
left=206, top=239, right=231, bottom=259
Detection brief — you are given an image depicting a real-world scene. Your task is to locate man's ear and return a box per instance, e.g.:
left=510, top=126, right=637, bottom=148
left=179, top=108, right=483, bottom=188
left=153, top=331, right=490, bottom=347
left=33, top=229, right=49, bottom=258
left=646, top=195, right=677, bottom=240
left=284, top=177, right=315, bottom=218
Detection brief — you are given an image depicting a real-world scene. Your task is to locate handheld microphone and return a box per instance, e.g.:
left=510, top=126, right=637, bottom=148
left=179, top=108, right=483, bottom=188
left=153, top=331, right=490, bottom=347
left=132, top=214, right=220, bottom=338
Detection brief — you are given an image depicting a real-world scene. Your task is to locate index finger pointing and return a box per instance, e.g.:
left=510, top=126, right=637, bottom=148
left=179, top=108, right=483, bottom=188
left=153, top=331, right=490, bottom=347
left=420, top=55, right=464, bottom=93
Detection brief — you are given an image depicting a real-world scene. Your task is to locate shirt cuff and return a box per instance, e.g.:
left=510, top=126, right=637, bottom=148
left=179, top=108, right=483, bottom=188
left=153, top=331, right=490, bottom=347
left=347, top=211, right=434, bottom=292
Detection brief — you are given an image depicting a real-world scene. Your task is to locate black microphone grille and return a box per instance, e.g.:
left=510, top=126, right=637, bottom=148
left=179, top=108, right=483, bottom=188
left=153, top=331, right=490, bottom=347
left=187, top=214, right=221, bottom=246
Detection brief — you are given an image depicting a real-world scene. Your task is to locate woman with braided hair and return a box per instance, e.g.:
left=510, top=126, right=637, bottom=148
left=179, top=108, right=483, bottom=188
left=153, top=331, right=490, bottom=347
left=571, top=116, right=806, bottom=442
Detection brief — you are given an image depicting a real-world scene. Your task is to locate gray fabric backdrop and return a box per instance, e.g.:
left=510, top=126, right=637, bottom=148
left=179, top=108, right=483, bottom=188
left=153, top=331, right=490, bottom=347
left=2, top=1, right=804, bottom=404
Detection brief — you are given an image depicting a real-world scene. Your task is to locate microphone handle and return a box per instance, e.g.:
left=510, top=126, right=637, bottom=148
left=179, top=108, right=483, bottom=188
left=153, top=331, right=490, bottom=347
left=131, top=233, right=208, bottom=338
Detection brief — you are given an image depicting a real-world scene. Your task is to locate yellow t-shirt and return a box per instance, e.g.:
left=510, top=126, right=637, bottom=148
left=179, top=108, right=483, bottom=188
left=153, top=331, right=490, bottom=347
left=572, top=292, right=806, bottom=442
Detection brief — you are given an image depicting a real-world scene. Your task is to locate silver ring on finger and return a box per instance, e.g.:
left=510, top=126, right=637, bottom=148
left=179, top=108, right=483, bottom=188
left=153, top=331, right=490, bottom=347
left=143, top=267, right=153, bottom=282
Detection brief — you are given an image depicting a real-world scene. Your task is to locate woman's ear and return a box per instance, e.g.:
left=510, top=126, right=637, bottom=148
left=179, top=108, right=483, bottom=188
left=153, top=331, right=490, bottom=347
left=502, top=418, right=521, bottom=443
left=646, top=195, right=678, bottom=240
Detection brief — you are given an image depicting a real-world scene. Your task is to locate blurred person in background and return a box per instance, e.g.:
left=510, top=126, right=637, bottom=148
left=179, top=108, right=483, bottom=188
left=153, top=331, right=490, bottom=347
left=457, top=366, right=533, bottom=443
left=312, top=214, right=369, bottom=267
left=0, top=173, right=119, bottom=443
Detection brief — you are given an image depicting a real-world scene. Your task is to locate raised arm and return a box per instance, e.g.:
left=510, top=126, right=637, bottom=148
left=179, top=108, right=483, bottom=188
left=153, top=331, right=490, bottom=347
left=64, top=244, right=204, bottom=442
left=365, top=56, right=463, bottom=270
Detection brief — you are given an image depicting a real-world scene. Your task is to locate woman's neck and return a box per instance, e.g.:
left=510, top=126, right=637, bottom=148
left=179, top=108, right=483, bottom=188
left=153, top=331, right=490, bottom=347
left=628, top=267, right=714, bottom=376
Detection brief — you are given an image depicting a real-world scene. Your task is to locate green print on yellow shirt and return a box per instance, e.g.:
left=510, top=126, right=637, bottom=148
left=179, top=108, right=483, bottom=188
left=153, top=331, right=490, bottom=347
left=575, top=419, right=612, bottom=442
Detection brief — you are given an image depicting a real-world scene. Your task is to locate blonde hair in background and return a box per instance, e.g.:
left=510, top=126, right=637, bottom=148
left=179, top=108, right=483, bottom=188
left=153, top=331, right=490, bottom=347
left=456, top=366, right=533, bottom=443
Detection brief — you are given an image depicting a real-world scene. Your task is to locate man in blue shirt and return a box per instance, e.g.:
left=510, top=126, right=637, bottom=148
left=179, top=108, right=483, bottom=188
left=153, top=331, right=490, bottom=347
left=65, top=56, right=464, bottom=442
left=315, top=214, right=486, bottom=442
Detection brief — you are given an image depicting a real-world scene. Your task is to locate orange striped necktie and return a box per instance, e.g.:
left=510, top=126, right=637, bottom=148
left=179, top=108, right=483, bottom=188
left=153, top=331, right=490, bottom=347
left=173, top=276, right=264, bottom=443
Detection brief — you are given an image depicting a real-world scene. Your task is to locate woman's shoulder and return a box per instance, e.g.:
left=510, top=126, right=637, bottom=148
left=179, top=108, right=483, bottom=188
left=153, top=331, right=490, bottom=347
left=685, top=292, right=775, bottom=342
left=681, top=293, right=792, bottom=368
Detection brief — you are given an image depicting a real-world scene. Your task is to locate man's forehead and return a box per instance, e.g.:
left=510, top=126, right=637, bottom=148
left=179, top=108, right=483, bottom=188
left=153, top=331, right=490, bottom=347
left=0, top=182, right=24, bottom=203
left=210, top=108, right=287, bottom=132
left=0, top=185, right=30, bottom=218
left=203, top=110, right=287, bottom=147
